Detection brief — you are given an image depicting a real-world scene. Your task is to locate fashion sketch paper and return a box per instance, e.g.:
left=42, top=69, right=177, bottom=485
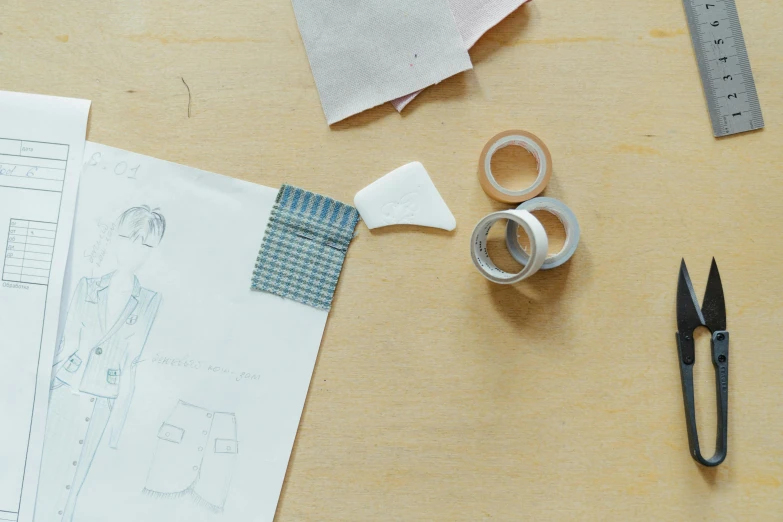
left=33, top=143, right=330, bottom=522
left=0, top=91, right=90, bottom=522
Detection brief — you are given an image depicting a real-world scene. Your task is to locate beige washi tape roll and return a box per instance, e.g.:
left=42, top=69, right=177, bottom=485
left=478, top=130, right=553, bottom=204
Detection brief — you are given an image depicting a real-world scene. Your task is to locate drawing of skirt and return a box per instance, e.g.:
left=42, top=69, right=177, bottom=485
left=34, top=386, right=113, bottom=522
left=143, top=401, right=238, bottom=513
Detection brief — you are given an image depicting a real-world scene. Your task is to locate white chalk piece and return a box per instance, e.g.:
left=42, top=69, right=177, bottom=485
left=354, top=162, right=457, bottom=231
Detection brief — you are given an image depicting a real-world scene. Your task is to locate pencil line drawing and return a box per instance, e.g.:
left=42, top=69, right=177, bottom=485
left=34, top=206, right=166, bottom=522
left=143, top=400, right=239, bottom=513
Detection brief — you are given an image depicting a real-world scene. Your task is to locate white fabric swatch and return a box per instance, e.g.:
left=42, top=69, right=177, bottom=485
left=391, top=0, right=531, bottom=111
left=292, top=0, right=472, bottom=125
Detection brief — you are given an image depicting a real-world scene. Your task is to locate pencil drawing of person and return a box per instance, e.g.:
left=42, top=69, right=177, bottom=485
left=34, top=206, right=165, bottom=522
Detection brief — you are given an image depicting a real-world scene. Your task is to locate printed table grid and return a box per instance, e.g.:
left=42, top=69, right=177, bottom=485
left=0, top=138, right=69, bottom=193
left=2, top=219, right=56, bottom=286
left=0, top=510, right=18, bottom=521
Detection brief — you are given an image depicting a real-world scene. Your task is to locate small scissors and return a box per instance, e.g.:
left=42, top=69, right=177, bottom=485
left=676, top=258, right=729, bottom=467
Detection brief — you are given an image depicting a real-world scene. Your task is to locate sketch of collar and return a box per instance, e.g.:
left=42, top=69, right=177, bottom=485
left=86, top=271, right=141, bottom=303
left=86, top=272, right=143, bottom=335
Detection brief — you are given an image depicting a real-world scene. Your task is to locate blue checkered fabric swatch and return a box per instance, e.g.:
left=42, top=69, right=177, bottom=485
left=251, top=185, right=360, bottom=310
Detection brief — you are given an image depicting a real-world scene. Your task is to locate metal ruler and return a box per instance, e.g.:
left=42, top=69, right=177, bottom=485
left=682, top=0, right=764, bottom=137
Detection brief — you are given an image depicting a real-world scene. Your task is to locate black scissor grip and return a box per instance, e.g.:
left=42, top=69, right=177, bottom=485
left=676, top=331, right=729, bottom=467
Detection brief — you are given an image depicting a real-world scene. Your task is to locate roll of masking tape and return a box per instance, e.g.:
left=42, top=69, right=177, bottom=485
left=505, top=197, right=580, bottom=270
left=478, top=130, right=553, bottom=204
left=470, top=209, right=549, bottom=284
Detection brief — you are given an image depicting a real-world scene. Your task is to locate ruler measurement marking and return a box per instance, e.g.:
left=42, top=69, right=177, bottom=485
left=682, top=0, right=763, bottom=137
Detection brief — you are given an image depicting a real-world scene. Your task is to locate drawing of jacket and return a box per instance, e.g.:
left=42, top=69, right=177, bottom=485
left=53, top=272, right=161, bottom=446
left=143, top=401, right=239, bottom=513
left=35, top=272, right=161, bottom=522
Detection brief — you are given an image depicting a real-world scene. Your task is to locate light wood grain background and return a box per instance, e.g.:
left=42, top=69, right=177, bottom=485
left=3, top=0, right=782, bottom=520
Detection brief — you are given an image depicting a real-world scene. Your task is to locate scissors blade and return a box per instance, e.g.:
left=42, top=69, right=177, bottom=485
left=702, top=258, right=727, bottom=332
left=677, top=259, right=705, bottom=334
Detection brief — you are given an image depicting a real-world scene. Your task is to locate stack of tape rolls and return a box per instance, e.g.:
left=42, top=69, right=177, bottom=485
left=471, top=130, right=580, bottom=284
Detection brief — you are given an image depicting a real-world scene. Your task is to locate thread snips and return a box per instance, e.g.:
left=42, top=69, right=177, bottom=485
left=675, top=258, right=729, bottom=467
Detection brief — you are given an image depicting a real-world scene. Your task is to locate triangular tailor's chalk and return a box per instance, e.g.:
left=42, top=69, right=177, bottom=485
left=354, top=162, right=457, bottom=231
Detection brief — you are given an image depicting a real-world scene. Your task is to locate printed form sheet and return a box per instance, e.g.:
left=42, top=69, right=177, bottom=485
left=33, top=143, right=329, bottom=522
left=0, top=92, right=91, bottom=522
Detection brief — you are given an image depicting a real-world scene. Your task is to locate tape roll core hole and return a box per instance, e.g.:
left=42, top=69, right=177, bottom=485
left=489, top=143, right=540, bottom=192
left=514, top=210, right=566, bottom=258
left=485, top=220, right=525, bottom=273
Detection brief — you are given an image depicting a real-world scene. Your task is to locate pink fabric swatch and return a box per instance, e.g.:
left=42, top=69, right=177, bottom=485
left=391, top=0, right=531, bottom=111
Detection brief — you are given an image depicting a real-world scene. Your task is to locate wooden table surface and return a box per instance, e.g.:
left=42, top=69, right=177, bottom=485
left=4, top=0, right=783, bottom=520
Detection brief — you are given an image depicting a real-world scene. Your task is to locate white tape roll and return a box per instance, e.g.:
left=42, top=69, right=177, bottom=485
left=470, top=209, right=549, bottom=284
left=505, top=197, right=580, bottom=270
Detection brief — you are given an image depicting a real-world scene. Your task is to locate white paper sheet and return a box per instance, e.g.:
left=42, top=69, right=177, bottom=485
left=33, top=143, right=330, bottom=522
left=0, top=91, right=90, bottom=522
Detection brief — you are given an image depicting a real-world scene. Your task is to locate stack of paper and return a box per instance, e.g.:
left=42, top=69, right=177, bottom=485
left=0, top=91, right=346, bottom=522
left=0, top=92, right=90, bottom=522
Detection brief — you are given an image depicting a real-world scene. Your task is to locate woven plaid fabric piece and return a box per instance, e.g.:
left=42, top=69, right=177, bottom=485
left=251, top=185, right=359, bottom=310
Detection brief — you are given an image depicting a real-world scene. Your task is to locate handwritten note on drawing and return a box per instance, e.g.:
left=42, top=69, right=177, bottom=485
left=146, top=354, right=262, bottom=383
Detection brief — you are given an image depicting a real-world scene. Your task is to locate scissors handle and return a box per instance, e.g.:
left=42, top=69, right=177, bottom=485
left=675, top=331, right=729, bottom=467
